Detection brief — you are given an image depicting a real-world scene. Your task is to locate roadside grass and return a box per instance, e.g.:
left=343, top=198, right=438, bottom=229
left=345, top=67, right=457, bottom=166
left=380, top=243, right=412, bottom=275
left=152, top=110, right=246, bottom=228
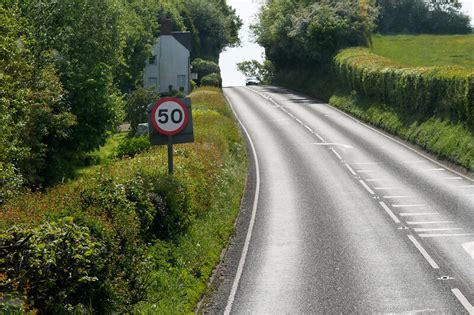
left=330, top=93, right=474, bottom=170
left=0, top=87, right=247, bottom=313
left=74, top=132, right=128, bottom=177
left=371, top=34, right=474, bottom=68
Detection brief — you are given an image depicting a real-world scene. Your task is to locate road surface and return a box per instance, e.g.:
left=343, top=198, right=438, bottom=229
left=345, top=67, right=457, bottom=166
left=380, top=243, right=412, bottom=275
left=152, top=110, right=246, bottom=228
left=202, top=86, right=474, bottom=314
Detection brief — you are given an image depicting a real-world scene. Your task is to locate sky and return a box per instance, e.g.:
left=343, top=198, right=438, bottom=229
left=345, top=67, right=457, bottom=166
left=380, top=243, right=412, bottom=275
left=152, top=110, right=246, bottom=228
left=220, top=0, right=474, bottom=87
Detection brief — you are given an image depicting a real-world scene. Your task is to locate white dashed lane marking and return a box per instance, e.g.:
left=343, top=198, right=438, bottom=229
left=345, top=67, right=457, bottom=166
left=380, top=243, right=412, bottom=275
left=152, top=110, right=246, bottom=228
left=406, top=221, right=454, bottom=225
left=407, top=235, right=439, bottom=269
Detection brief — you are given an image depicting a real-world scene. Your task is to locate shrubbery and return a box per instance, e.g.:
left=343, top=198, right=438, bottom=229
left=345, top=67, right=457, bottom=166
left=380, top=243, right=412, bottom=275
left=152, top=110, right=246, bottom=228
left=201, top=73, right=222, bottom=87
left=191, top=58, right=221, bottom=85
left=334, top=48, right=474, bottom=127
left=115, top=136, right=151, bottom=158
left=0, top=88, right=246, bottom=313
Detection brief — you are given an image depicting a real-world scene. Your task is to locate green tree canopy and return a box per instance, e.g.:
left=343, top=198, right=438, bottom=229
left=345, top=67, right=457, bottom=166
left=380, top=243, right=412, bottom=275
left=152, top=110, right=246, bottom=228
left=376, top=0, right=471, bottom=34
left=253, top=0, right=378, bottom=70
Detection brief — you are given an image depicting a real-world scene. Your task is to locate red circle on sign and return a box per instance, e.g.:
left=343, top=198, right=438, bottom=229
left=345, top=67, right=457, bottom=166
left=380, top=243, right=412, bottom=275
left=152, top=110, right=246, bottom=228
left=151, top=97, right=189, bottom=136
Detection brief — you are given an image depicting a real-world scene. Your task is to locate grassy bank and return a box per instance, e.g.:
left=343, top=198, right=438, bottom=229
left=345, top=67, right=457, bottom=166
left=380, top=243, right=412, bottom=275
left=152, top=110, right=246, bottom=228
left=330, top=93, right=474, bottom=170
left=0, top=87, right=247, bottom=313
left=372, top=34, right=474, bottom=68
left=274, top=35, right=474, bottom=171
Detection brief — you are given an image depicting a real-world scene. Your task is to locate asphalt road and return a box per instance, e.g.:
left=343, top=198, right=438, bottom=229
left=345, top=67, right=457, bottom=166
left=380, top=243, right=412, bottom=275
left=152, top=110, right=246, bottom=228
left=202, top=86, right=474, bottom=314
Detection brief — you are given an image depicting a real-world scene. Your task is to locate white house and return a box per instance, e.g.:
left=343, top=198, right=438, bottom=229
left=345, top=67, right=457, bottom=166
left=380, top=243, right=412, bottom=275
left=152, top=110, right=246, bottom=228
left=143, top=19, right=192, bottom=95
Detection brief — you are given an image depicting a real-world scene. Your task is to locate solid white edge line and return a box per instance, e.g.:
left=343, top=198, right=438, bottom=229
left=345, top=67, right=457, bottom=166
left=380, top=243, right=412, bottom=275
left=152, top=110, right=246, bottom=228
left=452, top=288, right=474, bottom=314
left=407, top=235, right=439, bottom=269
left=359, top=179, right=375, bottom=195
left=224, top=92, right=261, bottom=315
left=326, top=100, right=474, bottom=182
left=379, top=201, right=401, bottom=224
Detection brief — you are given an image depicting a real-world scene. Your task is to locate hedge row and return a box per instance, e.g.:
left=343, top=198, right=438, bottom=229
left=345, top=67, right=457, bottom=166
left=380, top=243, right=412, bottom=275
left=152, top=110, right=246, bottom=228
left=0, top=88, right=246, bottom=313
left=334, top=48, right=474, bottom=127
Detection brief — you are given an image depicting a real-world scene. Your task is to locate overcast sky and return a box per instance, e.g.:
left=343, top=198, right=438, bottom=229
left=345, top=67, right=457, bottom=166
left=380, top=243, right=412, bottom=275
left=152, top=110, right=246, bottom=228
left=220, top=0, right=474, bottom=87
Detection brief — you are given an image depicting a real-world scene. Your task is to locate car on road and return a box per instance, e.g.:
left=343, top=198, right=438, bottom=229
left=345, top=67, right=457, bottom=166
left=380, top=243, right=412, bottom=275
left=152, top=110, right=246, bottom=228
left=245, top=77, right=260, bottom=86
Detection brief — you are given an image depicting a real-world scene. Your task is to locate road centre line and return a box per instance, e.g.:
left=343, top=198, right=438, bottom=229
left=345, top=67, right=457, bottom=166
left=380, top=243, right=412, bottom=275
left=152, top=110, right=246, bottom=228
left=407, top=221, right=454, bottom=225
left=345, top=163, right=357, bottom=176
left=331, top=149, right=343, bottom=161
left=323, top=98, right=473, bottom=182
left=379, top=201, right=401, bottom=223
left=311, top=143, right=353, bottom=149
left=451, top=288, right=474, bottom=314
left=383, top=195, right=414, bottom=199
left=407, top=235, right=439, bottom=269
left=224, top=94, right=261, bottom=315
left=414, top=228, right=463, bottom=232
left=421, top=168, right=446, bottom=171
left=400, top=213, right=437, bottom=216
left=359, top=180, right=375, bottom=195
left=419, top=233, right=474, bottom=238
left=366, top=179, right=391, bottom=182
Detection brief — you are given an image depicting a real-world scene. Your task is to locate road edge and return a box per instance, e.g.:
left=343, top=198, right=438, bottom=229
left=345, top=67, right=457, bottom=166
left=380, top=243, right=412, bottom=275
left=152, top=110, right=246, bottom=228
left=197, top=88, right=260, bottom=314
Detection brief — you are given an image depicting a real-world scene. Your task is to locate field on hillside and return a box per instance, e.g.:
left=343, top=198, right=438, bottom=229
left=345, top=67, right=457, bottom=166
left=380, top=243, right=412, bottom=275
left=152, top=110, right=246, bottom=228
left=371, top=34, right=474, bottom=68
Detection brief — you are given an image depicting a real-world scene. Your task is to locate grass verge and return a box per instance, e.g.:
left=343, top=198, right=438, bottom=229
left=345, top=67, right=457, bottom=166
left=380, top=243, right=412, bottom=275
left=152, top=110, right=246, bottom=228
left=0, top=87, right=247, bottom=313
left=330, top=92, right=474, bottom=170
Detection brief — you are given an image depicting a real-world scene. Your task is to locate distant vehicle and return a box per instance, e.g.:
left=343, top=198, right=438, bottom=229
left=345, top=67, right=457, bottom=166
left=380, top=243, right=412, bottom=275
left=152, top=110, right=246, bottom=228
left=245, top=77, right=260, bottom=86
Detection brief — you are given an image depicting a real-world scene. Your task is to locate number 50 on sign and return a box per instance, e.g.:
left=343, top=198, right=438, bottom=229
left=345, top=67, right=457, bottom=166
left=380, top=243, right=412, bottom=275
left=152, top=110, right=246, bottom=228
left=151, top=98, right=189, bottom=136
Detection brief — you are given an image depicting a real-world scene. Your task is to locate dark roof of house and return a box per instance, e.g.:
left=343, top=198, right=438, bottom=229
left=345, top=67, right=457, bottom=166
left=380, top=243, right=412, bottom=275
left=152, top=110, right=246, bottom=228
left=171, top=32, right=192, bottom=52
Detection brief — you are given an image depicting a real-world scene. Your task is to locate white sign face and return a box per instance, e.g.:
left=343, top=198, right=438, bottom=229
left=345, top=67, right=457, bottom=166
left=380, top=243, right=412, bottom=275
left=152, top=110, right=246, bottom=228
left=151, top=98, right=189, bottom=136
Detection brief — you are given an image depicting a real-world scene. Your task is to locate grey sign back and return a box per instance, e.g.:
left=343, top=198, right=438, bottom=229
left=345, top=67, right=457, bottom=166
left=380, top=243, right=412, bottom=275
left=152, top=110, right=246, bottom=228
left=147, top=98, right=194, bottom=145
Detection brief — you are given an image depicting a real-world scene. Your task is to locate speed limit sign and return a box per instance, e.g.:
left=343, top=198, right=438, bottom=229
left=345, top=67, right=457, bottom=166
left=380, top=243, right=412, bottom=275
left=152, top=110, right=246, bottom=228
left=151, top=98, right=189, bottom=136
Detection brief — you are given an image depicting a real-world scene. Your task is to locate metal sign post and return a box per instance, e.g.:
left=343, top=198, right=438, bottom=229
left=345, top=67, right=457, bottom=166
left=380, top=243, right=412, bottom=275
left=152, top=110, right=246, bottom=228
left=168, top=135, right=173, bottom=175
left=148, top=97, right=194, bottom=175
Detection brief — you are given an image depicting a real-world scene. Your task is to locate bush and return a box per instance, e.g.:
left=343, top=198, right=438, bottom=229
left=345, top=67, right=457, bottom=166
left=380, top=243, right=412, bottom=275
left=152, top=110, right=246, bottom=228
left=201, top=73, right=222, bottom=87
left=125, top=88, right=159, bottom=135
left=115, top=136, right=151, bottom=158
left=0, top=218, right=106, bottom=313
left=0, top=87, right=246, bottom=313
left=334, top=48, right=474, bottom=127
left=191, top=58, right=220, bottom=85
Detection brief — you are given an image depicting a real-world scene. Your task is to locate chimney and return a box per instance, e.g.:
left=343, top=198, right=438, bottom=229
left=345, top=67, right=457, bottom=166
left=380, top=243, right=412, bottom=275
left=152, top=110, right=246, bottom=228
left=161, top=18, right=172, bottom=36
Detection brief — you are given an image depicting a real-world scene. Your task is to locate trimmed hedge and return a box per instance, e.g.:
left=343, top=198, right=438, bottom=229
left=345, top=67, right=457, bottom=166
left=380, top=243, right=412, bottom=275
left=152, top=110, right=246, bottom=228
left=334, top=48, right=474, bottom=127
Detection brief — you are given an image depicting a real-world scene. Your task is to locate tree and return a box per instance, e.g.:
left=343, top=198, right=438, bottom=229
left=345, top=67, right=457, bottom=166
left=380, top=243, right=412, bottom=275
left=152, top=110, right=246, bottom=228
left=8, top=0, right=126, bottom=184
left=376, top=0, right=471, bottom=34
left=187, top=0, right=242, bottom=61
left=0, top=4, right=75, bottom=189
left=125, top=88, right=159, bottom=135
left=237, top=60, right=274, bottom=84
left=253, top=0, right=378, bottom=69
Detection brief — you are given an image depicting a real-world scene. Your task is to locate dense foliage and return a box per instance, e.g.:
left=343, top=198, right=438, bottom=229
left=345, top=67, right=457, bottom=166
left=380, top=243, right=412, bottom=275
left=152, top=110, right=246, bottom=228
left=237, top=60, right=275, bottom=84
left=376, top=0, right=472, bottom=34
left=191, top=58, right=221, bottom=85
left=187, top=0, right=242, bottom=61
left=253, top=0, right=378, bottom=69
left=0, top=88, right=247, bottom=313
left=334, top=48, right=474, bottom=127
left=0, top=0, right=241, bottom=189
